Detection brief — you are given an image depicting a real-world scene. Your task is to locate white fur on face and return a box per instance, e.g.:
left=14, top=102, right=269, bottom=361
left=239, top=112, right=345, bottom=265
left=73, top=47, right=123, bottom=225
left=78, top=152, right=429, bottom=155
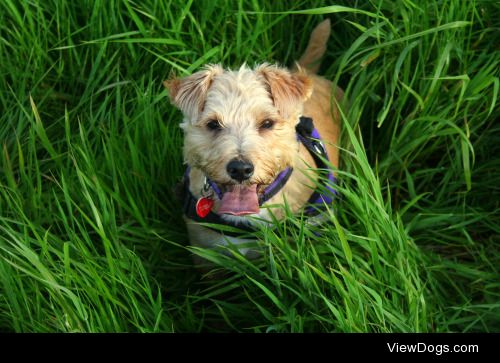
left=180, top=65, right=302, bottom=186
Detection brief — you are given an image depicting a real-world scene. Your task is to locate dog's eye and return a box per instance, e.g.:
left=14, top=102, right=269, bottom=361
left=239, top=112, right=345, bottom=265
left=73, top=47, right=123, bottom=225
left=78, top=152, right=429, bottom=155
left=260, top=119, right=275, bottom=130
left=206, top=119, right=222, bottom=131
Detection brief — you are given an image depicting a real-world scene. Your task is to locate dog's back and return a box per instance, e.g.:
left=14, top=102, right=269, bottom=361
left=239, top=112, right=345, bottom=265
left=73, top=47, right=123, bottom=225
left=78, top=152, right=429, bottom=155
left=296, top=19, right=342, bottom=171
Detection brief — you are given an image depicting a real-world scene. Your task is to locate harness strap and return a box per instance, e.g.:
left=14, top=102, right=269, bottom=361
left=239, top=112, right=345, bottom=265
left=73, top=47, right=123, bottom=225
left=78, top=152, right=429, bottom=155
left=296, top=116, right=337, bottom=215
left=258, top=167, right=293, bottom=205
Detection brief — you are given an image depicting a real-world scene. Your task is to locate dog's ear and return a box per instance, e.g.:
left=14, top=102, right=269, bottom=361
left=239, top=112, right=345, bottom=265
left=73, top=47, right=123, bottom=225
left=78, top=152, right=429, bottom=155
left=163, top=64, right=223, bottom=121
left=256, top=64, right=313, bottom=119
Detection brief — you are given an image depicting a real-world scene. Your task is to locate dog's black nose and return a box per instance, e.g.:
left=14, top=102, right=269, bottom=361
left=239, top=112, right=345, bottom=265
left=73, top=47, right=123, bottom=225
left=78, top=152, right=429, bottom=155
left=226, top=159, right=254, bottom=182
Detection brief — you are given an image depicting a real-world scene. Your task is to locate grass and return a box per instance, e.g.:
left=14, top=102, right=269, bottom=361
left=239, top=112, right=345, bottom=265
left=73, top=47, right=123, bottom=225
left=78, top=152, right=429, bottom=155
left=0, top=0, right=498, bottom=332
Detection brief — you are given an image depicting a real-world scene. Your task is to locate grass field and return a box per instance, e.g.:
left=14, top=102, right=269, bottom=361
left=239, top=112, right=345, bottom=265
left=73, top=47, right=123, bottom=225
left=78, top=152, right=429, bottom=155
left=0, top=0, right=499, bottom=332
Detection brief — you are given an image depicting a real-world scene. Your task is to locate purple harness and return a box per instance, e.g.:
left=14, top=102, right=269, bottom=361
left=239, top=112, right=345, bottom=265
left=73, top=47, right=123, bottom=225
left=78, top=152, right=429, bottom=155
left=295, top=117, right=337, bottom=213
left=181, top=116, right=337, bottom=236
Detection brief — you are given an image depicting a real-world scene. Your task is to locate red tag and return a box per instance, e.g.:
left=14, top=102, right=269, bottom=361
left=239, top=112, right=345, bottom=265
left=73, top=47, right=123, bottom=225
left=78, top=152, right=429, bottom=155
left=196, top=197, right=214, bottom=218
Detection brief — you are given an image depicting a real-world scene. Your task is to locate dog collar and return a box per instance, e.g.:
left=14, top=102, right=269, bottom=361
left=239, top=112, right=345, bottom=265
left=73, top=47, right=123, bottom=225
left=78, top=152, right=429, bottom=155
left=179, top=116, right=336, bottom=236
left=203, top=167, right=294, bottom=206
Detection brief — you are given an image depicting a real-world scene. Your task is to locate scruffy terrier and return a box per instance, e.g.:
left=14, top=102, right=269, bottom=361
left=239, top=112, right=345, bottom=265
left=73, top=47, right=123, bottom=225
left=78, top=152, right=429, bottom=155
left=164, top=20, right=342, bottom=263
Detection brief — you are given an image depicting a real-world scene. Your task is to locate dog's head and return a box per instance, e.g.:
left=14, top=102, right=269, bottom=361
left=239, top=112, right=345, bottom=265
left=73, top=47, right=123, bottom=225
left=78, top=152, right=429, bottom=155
left=164, top=63, right=312, bottom=215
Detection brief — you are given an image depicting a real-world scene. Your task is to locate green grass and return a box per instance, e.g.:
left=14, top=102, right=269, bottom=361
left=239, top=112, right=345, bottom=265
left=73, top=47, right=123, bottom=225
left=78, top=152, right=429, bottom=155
left=0, top=0, right=499, bottom=332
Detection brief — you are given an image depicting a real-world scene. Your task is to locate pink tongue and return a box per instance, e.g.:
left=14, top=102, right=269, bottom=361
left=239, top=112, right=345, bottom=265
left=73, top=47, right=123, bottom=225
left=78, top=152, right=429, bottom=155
left=218, top=185, right=260, bottom=216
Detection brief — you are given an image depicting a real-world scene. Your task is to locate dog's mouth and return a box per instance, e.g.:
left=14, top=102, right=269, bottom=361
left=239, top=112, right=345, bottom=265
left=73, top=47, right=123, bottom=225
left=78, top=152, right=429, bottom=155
left=217, top=184, right=262, bottom=216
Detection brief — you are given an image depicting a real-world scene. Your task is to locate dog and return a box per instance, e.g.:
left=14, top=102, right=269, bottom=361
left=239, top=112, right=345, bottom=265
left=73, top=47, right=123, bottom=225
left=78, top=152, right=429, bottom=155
left=164, top=19, right=342, bottom=264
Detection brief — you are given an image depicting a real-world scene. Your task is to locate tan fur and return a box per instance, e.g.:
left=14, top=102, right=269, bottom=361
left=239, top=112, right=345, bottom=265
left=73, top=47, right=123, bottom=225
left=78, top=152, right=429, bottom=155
left=164, top=19, right=342, bottom=264
left=256, top=64, right=313, bottom=118
left=163, top=64, right=224, bottom=120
